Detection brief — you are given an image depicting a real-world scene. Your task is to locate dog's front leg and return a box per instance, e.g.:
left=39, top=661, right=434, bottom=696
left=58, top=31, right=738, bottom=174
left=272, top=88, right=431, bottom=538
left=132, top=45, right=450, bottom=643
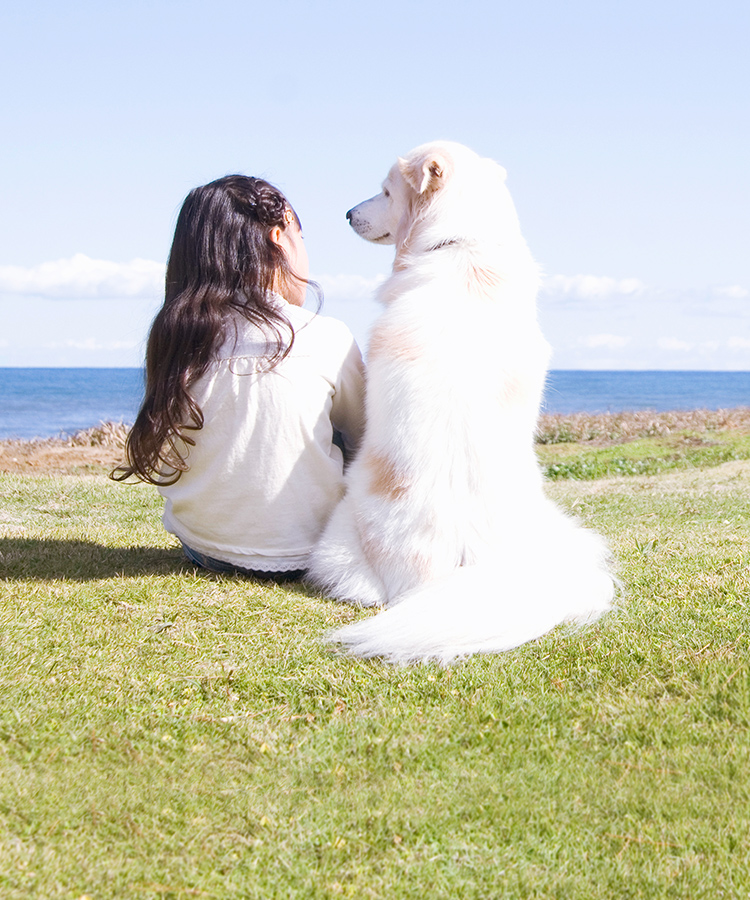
left=307, top=495, right=389, bottom=607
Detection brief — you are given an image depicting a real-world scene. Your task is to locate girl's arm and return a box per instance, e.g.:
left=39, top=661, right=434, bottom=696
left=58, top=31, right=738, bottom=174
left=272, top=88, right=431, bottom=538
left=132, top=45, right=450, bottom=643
left=331, top=336, right=366, bottom=460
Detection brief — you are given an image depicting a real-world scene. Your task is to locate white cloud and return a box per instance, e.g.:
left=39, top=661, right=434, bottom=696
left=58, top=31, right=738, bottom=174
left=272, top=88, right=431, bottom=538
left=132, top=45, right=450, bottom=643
left=317, top=272, right=386, bottom=304
left=1, top=256, right=747, bottom=371
left=580, top=333, right=630, bottom=350
left=540, top=276, right=749, bottom=321
left=657, top=337, right=722, bottom=356
left=714, top=285, right=749, bottom=300
left=657, top=337, right=694, bottom=352
left=43, top=338, right=140, bottom=351
left=0, top=257, right=379, bottom=305
left=0, top=254, right=164, bottom=299
left=541, top=274, right=645, bottom=301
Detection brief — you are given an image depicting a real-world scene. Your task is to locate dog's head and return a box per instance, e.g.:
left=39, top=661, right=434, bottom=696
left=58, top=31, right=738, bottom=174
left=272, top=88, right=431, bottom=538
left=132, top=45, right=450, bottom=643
left=345, top=160, right=416, bottom=246
left=346, top=141, right=516, bottom=251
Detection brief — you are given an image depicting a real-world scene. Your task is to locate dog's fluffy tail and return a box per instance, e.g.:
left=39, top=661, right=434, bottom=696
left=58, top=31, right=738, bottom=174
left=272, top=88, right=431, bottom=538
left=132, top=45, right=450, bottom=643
left=328, top=511, right=615, bottom=664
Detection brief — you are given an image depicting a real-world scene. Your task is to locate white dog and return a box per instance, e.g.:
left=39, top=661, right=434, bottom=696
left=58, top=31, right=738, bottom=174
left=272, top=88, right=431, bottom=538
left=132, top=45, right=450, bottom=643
left=308, top=141, right=615, bottom=663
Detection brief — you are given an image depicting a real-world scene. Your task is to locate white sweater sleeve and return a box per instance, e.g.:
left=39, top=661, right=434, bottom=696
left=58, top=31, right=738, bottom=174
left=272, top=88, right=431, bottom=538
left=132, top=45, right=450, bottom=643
left=331, top=333, right=366, bottom=458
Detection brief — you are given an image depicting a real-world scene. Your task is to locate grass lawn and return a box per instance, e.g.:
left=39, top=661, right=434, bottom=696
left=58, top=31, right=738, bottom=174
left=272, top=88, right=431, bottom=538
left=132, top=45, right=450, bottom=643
left=1, top=415, right=749, bottom=898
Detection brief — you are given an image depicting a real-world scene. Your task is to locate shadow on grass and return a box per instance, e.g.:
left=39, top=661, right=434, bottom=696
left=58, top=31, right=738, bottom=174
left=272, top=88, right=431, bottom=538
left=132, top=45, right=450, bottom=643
left=0, top=537, right=189, bottom=581
left=0, top=538, right=317, bottom=593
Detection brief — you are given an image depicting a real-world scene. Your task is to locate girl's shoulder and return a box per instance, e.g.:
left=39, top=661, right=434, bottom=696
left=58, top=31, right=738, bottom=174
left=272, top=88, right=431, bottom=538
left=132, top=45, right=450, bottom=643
left=216, top=303, right=357, bottom=363
left=287, top=304, right=356, bottom=345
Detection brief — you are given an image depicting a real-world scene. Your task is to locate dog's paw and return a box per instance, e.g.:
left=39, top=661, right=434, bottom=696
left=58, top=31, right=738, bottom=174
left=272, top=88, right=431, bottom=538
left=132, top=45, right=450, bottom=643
left=307, top=565, right=387, bottom=608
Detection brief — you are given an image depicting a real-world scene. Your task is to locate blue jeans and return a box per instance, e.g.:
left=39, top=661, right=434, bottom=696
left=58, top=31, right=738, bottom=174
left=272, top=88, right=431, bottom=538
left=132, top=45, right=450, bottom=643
left=180, top=544, right=306, bottom=583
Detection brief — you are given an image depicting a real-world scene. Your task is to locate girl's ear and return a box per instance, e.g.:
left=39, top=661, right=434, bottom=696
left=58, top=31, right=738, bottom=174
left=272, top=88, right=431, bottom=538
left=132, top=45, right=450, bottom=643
left=269, top=225, right=284, bottom=246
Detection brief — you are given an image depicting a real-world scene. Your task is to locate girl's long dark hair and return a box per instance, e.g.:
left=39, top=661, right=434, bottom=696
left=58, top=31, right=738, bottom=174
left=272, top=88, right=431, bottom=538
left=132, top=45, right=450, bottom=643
left=112, top=175, right=307, bottom=486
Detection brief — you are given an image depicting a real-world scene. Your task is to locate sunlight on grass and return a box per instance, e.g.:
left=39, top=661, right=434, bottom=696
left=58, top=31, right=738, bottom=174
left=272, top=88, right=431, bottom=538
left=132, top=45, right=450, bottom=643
left=2, top=432, right=750, bottom=897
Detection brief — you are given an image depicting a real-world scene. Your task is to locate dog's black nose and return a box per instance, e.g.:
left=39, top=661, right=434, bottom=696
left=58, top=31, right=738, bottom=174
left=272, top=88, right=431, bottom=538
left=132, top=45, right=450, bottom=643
left=346, top=209, right=353, bottom=221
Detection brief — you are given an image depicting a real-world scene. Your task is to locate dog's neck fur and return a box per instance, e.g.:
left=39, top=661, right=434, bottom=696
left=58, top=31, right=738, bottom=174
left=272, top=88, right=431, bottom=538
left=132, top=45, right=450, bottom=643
left=426, top=238, right=462, bottom=252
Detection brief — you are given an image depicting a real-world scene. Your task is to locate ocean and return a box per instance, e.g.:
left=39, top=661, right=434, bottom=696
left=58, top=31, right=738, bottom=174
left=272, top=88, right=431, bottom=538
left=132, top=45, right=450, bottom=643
left=0, top=368, right=748, bottom=441
left=2, top=368, right=145, bottom=440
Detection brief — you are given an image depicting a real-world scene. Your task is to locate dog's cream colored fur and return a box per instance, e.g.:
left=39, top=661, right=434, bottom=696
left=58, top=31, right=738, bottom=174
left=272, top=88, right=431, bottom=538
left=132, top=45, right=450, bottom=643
left=308, top=141, right=615, bottom=663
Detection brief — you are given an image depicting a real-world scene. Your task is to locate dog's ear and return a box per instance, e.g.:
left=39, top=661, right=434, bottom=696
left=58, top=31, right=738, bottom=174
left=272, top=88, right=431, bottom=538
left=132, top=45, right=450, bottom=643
left=398, top=151, right=452, bottom=196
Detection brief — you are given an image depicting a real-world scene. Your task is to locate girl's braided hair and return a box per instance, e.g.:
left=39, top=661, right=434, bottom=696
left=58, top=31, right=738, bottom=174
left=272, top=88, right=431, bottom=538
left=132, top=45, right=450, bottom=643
left=113, top=175, right=312, bottom=485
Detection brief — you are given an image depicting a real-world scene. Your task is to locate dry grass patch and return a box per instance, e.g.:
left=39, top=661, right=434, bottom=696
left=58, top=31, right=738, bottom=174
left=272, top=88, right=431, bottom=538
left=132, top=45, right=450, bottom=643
left=536, top=407, right=750, bottom=445
left=0, top=422, right=129, bottom=475
left=3, top=410, right=750, bottom=478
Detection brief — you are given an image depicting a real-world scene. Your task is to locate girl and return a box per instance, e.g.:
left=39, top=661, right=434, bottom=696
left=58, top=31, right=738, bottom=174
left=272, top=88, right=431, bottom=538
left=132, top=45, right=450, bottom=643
left=114, top=175, right=365, bottom=581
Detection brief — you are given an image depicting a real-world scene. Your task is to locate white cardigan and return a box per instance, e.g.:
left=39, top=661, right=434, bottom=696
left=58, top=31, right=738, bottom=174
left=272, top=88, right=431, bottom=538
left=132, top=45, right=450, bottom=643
left=159, top=301, right=365, bottom=572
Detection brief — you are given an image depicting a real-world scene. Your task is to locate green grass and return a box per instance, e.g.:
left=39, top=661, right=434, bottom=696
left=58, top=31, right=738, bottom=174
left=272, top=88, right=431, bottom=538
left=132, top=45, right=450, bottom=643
left=537, top=429, right=750, bottom=480
left=2, top=444, right=750, bottom=898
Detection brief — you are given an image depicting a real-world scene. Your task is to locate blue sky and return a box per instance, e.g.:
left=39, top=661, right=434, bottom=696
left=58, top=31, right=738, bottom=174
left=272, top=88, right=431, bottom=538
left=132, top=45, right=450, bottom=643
left=1, top=0, right=748, bottom=369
